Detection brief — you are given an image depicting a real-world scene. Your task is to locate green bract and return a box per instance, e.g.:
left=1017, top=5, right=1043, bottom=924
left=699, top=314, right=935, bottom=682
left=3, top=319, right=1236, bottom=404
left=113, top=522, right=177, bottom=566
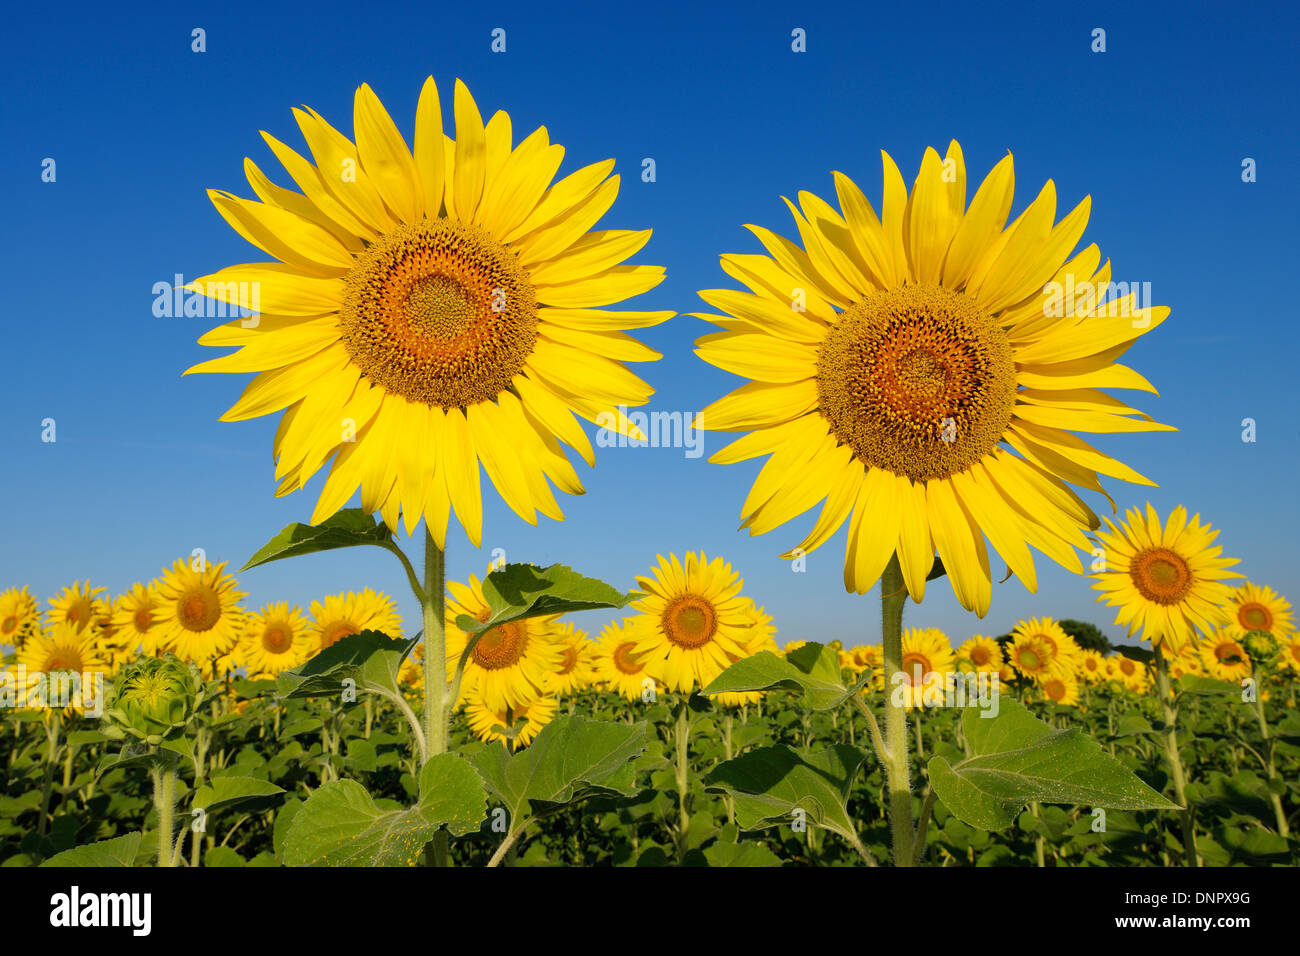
left=1242, top=629, right=1280, bottom=665
left=103, top=655, right=204, bottom=744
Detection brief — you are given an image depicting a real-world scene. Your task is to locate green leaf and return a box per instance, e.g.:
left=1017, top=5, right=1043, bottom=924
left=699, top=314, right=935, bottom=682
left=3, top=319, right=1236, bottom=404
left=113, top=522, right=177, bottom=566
left=192, top=776, right=286, bottom=814
left=928, top=698, right=1179, bottom=830
left=701, top=643, right=850, bottom=711
left=471, top=716, right=648, bottom=828
left=452, top=564, right=631, bottom=636
left=703, top=839, right=783, bottom=867
left=1113, top=713, right=1157, bottom=738
left=276, top=631, right=416, bottom=703
left=1176, top=675, right=1238, bottom=697
left=704, top=744, right=867, bottom=845
left=204, top=846, right=246, bottom=867
left=283, top=752, right=486, bottom=866
left=41, top=832, right=141, bottom=867
left=242, top=508, right=392, bottom=571
left=1116, top=644, right=1154, bottom=665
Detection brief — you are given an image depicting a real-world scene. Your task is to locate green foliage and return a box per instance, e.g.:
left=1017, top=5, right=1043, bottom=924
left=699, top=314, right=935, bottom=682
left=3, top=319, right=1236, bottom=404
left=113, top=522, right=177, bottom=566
left=242, top=509, right=393, bottom=571
left=102, top=655, right=203, bottom=745
left=1056, top=620, right=1112, bottom=653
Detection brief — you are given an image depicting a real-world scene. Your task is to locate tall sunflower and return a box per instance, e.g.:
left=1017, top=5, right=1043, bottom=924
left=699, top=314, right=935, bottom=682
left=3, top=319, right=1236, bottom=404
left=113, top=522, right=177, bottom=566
left=692, top=142, right=1172, bottom=613
left=308, top=588, right=403, bottom=654
left=1009, top=616, right=1081, bottom=675
left=1091, top=503, right=1240, bottom=653
left=1199, top=631, right=1252, bottom=683
left=591, top=619, right=655, bottom=702
left=0, top=586, right=41, bottom=649
left=1223, top=582, right=1294, bottom=641
left=1041, top=672, right=1080, bottom=707
left=184, top=77, right=670, bottom=545
left=111, top=583, right=164, bottom=656
left=240, top=602, right=312, bottom=677
left=46, top=582, right=107, bottom=635
left=15, top=623, right=109, bottom=713
left=955, top=634, right=1003, bottom=674
left=152, top=559, right=247, bottom=665
left=444, top=570, right=565, bottom=711
left=895, top=627, right=955, bottom=709
left=1005, top=632, right=1060, bottom=683
left=630, top=552, right=757, bottom=694
left=549, top=623, right=597, bottom=696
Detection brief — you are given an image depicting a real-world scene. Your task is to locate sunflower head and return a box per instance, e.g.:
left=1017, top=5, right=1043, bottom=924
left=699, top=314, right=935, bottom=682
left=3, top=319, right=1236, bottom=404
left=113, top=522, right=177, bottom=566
left=1092, top=504, right=1240, bottom=653
left=0, top=586, right=41, bottom=650
left=630, top=553, right=757, bottom=694
left=695, top=141, right=1175, bottom=613
left=153, top=559, right=247, bottom=666
left=104, top=654, right=204, bottom=744
left=186, top=76, right=671, bottom=545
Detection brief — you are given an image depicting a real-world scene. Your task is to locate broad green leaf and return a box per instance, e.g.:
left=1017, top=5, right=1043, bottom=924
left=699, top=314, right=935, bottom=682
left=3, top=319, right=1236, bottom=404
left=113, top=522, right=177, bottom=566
left=41, top=832, right=141, bottom=867
left=242, top=508, right=393, bottom=571
left=704, top=744, right=867, bottom=844
left=276, top=631, right=416, bottom=703
left=453, top=564, right=631, bottom=636
left=928, top=698, right=1179, bottom=830
left=1176, top=675, right=1238, bottom=697
left=1116, top=644, right=1154, bottom=665
left=204, top=846, right=246, bottom=867
left=1113, top=713, right=1157, bottom=737
left=471, top=716, right=648, bottom=827
left=703, top=839, right=783, bottom=867
left=283, top=752, right=486, bottom=866
left=192, top=776, right=286, bottom=813
left=702, top=643, right=849, bottom=711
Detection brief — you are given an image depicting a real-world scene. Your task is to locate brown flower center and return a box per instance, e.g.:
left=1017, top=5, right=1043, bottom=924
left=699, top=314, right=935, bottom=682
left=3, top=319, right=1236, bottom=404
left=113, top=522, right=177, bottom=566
left=1237, top=602, right=1272, bottom=632
left=262, top=625, right=294, bottom=654
left=816, top=284, right=1016, bottom=481
left=177, top=587, right=221, bottom=631
left=613, top=641, right=644, bottom=675
left=1129, top=547, right=1193, bottom=606
left=340, top=219, right=538, bottom=409
left=662, top=595, right=718, bottom=649
left=472, top=620, right=527, bottom=670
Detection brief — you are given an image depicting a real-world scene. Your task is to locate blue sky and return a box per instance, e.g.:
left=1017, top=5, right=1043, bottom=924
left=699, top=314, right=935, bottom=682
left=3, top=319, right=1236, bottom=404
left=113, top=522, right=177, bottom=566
left=2, top=0, right=1297, bottom=651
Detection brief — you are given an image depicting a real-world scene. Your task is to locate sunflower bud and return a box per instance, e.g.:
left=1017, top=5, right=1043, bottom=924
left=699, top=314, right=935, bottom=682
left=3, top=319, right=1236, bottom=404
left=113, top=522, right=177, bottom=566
left=1241, top=630, right=1280, bottom=667
left=104, top=655, right=203, bottom=744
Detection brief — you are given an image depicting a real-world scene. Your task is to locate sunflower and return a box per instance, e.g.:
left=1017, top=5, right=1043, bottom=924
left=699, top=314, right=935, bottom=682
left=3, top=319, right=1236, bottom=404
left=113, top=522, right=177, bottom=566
left=1282, top=637, right=1300, bottom=675
left=549, top=623, right=597, bottom=696
left=464, top=682, right=558, bottom=749
left=1223, top=582, right=1294, bottom=641
left=0, top=586, right=41, bottom=649
left=184, top=76, right=670, bottom=545
left=111, top=583, right=165, bottom=657
left=46, top=581, right=107, bottom=635
left=240, top=602, right=312, bottom=677
left=1009, top=616, right=1080, bottom=675
left=1005, top=633, right=1060, bottom=682
left=1041, top=672, right=1080, bottom=707
left=444, top=570, right=565, bottom=711
left=15, top=623, right=109, bottom=712
left=1112, top=654, right=1151, bottom=693
left=591, top=619, right=655, bottom=702
left=1091, top=504, right=1239, bottom=654
left=152, top=559, right=247, bottom=665
left=629, top=553, right=757, bottom=694
left=895, top=627, right=955, bottom=709
left=1078, top=648, right=1106, bottom=683
left=692, top=142, right=1173, bottom=614
left=852, top=644, right=882, bottom=670
left=781, top=640, right=808, bottom=656
left=955, top=634, right=1003, bottom=674
left=1199, top=631, right=1252, bottom=683
left=309, top=588, right=403, bottom=654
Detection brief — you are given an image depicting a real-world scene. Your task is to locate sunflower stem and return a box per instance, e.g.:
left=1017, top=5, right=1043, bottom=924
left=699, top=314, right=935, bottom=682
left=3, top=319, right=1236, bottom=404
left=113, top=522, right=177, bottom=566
left=151, top=762, right=176, bottom=868
left=1252, top=691, right=1289, bottom=837
left=673, top=699, right=692, bottom=862
left=419, top=525, right=450, bottom=868
left=880, top=554, right=914, bottom=867
left=1153, top=644, right=1198, bottom=866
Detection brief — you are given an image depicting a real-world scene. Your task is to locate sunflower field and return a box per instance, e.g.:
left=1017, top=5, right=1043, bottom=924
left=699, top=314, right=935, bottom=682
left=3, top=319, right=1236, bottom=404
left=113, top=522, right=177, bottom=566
left=2, top=67, right=1296, bottom=878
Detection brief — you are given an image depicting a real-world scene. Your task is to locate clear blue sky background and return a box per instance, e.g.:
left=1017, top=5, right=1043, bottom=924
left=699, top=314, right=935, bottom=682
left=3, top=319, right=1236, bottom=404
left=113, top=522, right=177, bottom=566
left=3, top=0, right=1297, bottom=652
